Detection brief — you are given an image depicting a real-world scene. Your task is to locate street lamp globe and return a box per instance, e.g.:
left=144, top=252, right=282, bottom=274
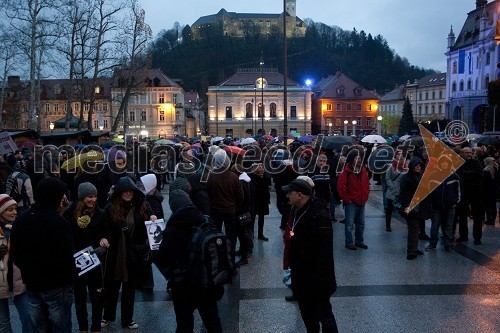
left=49, top=122, right=54, bottom=131
left=377, top=116, right=383, bottom=121
left=344, top=120, right=348, bottom=125
left=99, top=125, right=104, bottom=131
left=352, top=120, right=357, bottom=125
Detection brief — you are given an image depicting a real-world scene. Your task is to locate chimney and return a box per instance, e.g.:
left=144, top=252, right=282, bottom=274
left=476, top=0, right=487, bottom=9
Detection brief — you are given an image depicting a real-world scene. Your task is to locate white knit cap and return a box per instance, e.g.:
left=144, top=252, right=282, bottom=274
left=140, top=174, right=157, bottom=194
left=0, top=194, right=17, bottom=214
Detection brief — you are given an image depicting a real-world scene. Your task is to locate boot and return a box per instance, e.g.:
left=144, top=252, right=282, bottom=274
left=385, top=216, right=392, bottom=232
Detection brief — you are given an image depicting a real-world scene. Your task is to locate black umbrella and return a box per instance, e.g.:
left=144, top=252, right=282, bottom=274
left=477, top=136, right=500, bottom=146
left=321, top=136, right=356, bottom=152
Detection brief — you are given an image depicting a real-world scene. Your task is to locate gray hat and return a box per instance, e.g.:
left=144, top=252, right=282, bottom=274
left=169, top=189, right=193, bottom=213
left=169, top=177, right=190, bottom=195
left=78, top=182, right=97, bottom=200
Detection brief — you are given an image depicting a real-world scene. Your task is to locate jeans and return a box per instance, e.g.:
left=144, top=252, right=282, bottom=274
left=0, top=293, right=32, bottom=333
left=430, top=208, right=456, bottom=247
left=329, top=195, right=336, bottom=220
left=26, top=286, right=73, bottom=333
left=344, top=203, right=365, bottom=246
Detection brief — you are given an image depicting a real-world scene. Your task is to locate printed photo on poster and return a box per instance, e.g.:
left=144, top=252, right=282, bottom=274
left=74, top=246, right=101, bottom=277
left=145, top=219, right=165, bottom=250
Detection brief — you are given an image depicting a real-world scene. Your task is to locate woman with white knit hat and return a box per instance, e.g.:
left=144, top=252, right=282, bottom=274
left=0, top=194, right=31, bottom=333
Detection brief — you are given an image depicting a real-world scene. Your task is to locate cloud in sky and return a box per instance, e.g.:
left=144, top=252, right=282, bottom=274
left=141, top=0, right=476, bottom=72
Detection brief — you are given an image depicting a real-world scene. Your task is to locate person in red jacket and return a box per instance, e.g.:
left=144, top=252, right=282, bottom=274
left=337, top=151, right=370, bottom=250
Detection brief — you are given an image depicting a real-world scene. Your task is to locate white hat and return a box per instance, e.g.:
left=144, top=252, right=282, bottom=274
left=0, top=194, right=16, bottom=214
left=296, top=175, right=315, bottom=188
left=140, top=174, right=157, bottom=194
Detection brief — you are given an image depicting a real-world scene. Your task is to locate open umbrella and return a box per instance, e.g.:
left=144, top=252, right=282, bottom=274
left=298, top=135, right=313, bottom=143
left=61, top=151, right=104, bottom=170
left=223, top=145, right=245, bottom=156
left=17, top=141, right=37, bottom=149
left=155, top=139, right=175, bottom=145
left=399, top=134, right=411, bottom=141
left=278, top=133, right=295, bottom=142
left=210, top=136, right=224, bottom=144
left=111, top=137, right=124, bottom=144
left=241, top=137, right=256, bottom=145
left=361, top=134, right=386, bottom=144
left=476, top=136, right=500, bottom=146
left=405, top=135, right=424, bottom=147
left=262, top=134, right=274, bottom=140
left=321, top=136, right=356, bottom=152
left=100, top=140, right=116, bottom=149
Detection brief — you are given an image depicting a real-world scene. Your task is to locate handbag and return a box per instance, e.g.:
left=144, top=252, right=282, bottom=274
left=237, top=212, right=252, bottom=226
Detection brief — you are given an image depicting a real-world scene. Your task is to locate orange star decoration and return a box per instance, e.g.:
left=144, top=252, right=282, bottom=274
left=408, top=125, right=465, bottom=211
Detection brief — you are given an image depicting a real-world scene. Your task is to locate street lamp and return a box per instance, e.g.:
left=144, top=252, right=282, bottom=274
left=49, top=122, right=54, bottom=133
left=377, top=115, right=383, bottom=135
left=99, top=124, right=104, bottom=131
left=344, top=120, right=348, bottom=136
left=352, top=120, right=357, bottom=137
left=328, top=122, right=332, bottom=136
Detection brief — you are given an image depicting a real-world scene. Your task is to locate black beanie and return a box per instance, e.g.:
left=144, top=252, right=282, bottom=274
left=35, top=177, right=68, bottom=210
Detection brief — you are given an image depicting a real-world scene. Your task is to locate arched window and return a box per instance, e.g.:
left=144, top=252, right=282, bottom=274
left=467, top=79, right=472, bottom=90
left=269, top=103, right=277, bottom=117
left=258, top=103, right=264, bottom=117
left=245, top=103, right=253, bottom=118
left=452, top=82, right=457, bottom=92
left=438, top=105, right=442, bottom=114
left=485, top=75, right=490, bottom=88
left=459, top=80, right=464, bottom=91
left=425, top=106, right=428, bottom=114
left=432, top=105, right=435, bottom=114
left=452, top=61, right=457, bottom=73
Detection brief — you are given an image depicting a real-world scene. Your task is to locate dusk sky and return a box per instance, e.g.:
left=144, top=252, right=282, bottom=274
left=141, top=0, right=477, bottom=73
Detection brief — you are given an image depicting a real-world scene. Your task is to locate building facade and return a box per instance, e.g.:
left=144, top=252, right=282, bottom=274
left=445, top=0, right=500, bottom=132
left=192, top=0, right=306, bottom=39
left=1, top=76, right=113, bottom=132
left=379, top=84, right=406, bottom=117
left=207, top=68, right=312, bottom=138
left=406, top=73, right=447, bottom=123
left=311, top=71, right=380, bottom=136
left=111, top=69, right=187, bottom=139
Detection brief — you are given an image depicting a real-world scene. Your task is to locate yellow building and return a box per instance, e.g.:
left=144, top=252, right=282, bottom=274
left=207, top=68, right=312, bottom=138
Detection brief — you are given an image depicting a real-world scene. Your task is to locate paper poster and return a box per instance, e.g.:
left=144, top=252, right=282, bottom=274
left=145, top=219, right=165, bottom=250
left=74, top=246, right=101, bottom=277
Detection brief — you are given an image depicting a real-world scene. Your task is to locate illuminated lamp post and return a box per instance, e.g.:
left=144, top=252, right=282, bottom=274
left=352, top=120, right=357, bottom=137
left=344, top=120, right=348, bottom=136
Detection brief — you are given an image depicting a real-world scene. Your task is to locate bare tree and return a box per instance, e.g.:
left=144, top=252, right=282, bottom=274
left=110, top=0, right=152, bottom=134
left=0, top=27, right=21, bottom=129
left=5, top=0, right=59, bottom=130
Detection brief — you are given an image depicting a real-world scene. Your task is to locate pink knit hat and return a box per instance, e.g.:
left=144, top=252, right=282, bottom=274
left=0, top=194, right=17, bottom=214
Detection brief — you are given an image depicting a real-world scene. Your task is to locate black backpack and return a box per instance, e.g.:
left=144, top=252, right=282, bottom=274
left=188, top=217, right=235, bottom=289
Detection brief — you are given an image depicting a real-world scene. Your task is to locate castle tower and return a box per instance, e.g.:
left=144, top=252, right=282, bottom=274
left=286, top=0, right=296, bottom=17
left=447, top=25, right=455, bottom=50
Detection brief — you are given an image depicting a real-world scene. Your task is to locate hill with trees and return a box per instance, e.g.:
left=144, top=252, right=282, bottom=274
left=150, top=20, right=435, bottom=99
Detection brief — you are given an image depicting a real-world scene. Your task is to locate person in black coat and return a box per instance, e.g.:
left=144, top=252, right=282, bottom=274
left=101, top=176, right=156, bottom=330
left=282, top=179, right=338, bottom=332
left=157, top=190, right=223, bottom=333
left=250, top=163, right=271, bottom=241
left=455, top=147, right=483, bottom=244
left=480, top=157, right=499, bottom=226
left=10, top=177, right=75, bottom=332
left=399, top=157, right=432, bottom=260
left=62, top=182, right=109, bottom=333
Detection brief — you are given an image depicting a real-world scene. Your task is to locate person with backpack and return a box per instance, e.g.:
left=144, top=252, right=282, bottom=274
left=5, top=162, right=34, bottom=214
left=157, top=189, right=225, bottom=333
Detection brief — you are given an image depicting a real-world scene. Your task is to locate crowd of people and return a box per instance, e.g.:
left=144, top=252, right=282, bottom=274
left=0, top=132, right=496, bottom=332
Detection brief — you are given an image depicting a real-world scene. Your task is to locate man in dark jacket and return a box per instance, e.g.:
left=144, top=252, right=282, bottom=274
left=455, top=147, right=483, bottom=244
left=307, top=154, right=331, bottom=209
left=426, top=155, right=463, bottom=252
left=10, top=177, right=74, bottom=333
left=283, top=178, right=338, bottom=332
left=157, top=190, right=223, bottom=332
